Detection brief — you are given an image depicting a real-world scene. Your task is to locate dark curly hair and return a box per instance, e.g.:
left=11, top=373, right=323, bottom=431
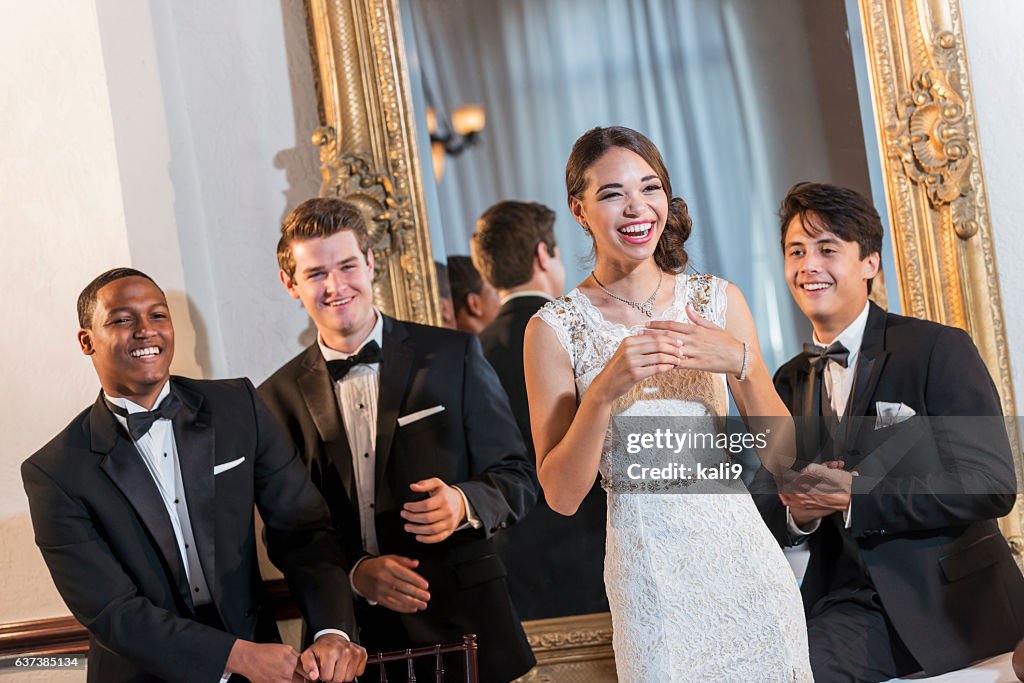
left=565, top=126, right=691, bottom=272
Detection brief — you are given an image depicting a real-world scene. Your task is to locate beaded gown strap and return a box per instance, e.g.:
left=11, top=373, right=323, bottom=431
left=534, top=295, right=588, bottom=368
left=685, top=273, right=729, bottom=327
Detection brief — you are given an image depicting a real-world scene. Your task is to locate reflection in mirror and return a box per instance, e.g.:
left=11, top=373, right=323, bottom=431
left=405, top=0, right=898, bottom=368
left=401, top=0, right=896, bottom=622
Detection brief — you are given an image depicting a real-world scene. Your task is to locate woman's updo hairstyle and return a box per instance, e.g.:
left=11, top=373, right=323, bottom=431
left=565, top=126, right=692, bottom=272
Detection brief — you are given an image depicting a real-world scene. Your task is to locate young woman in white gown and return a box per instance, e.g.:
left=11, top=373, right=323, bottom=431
left=523, top=126, right=812, bottom=681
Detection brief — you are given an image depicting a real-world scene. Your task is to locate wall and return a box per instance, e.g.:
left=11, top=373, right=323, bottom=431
left=0, top=1, right=320, bottom=679
left=961, top=0, right=1024, bottom=416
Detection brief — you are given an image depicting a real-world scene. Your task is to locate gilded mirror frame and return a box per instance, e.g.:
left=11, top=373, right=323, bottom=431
left=303, top=0, right=1021, bottom=672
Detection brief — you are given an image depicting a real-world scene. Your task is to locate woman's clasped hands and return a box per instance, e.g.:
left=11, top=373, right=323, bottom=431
left=592, top=304, right=747, bottom=403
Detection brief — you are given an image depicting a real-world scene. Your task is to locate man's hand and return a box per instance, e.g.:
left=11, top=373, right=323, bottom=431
left=402, top=478, right=466, bottom=543
left=225, top=639, right=301, bottom=683
left=351, top=555, right=430, bottom=613
left=296, top=633, right=367, bottom=682
left=780, top=462, right=855, bottom=529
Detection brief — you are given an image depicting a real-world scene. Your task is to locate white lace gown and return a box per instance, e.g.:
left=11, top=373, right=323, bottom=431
left=536, top=273, right=812, bottom=682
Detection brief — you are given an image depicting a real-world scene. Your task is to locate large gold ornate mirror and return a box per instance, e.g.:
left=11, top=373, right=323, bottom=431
left=303, top=0, right=1020, bottom=676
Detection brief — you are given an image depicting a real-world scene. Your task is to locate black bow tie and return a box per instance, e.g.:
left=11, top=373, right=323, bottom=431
left=802, top=341, right=850, bottom=370
left=106, top=392, right=182, bottom=440
left=326, top=341, right=382, bottom=381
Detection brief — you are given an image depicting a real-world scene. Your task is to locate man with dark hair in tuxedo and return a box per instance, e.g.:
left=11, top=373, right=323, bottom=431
left=259, top=198, right=537, bottom=682
left=23, top=267, right=366, bottom=683
left=754, top=182, right=1024, bottom=681
left=471, top=200, right=608, bottom=620
left=445, top=255, right=501, bottom=335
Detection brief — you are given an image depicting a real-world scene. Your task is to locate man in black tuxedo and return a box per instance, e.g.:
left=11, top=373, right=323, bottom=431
left=470, top=200, right=608, bottom=620
left=446, top=255, right=501, bottom=335
left=754, top=183, right=1024, bottom=681
left=22, top=268, right=366, bottom=683
left=259, top=198, right=537, bottom=681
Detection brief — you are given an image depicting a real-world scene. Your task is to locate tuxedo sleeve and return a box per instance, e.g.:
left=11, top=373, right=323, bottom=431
left=245, top=380, right=357, bottom=638
left=849, top=326, right=1016, bottom=536
left=750, top=368, right=799, bottom=547
left=22, top=459, right=236, bottom=683
left=452, top=335, right=538, bottom=537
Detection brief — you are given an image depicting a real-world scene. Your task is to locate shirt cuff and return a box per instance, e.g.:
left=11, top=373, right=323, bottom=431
left=843, top=497, right=853, bottom=528
left=452, top=486, right=482, bottom=530
left=349, top=555, right=377, bottom=606
left=786, top=505, right=820, bottom=541
left=313, top=628, right=350, bottom=642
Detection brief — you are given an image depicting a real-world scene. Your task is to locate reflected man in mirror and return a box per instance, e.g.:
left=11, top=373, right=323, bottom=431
left=471, top=200, right=608, bottom=620
left=446, top=255, right=501, bottom=335
left=22, top=268, right=366, bottom=683
left=752, top=182, right=1024, bottom=680
left=259, top=198, right=537, bottom=682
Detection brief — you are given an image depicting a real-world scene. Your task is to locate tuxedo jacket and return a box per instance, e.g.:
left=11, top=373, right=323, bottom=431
left=480, top=296, right=608, bottom=620
left=22, top=377, right=356, bottom=683
left=753, top=302, right=1024, bottom=675
left=259, top=315, right=537, bottom=680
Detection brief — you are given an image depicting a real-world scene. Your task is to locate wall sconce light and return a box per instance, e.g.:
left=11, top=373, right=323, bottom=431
left=426, top=104, right=486, bottom=181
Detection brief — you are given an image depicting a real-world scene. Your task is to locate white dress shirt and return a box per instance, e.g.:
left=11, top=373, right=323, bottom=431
left=787, top=301, right=870, bottom=539
left=108, top=381, right=347, bottom=683
left=499, top=290, right=555, bottom=306
left=319, top=310, right=479, bottom=601
left=106, top=383, right=213, bottom=607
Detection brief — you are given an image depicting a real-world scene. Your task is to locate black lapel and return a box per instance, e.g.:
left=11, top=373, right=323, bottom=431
left=169, top=379, right=217, bottom=606
left=846, top=302, right=891, bottom=420
left=94, top=393, right=192, bottom=608
left=789, top=358, right=820, bottom=423
left=375, top=315, right=414, bottom=497
left=297, top=345, right=357, bottom=505
left=840, top=303, right=891, bottom=463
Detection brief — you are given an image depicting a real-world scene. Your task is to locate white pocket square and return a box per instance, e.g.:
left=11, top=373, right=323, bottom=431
left=875, top=401, right=915, bottom=430
left=397, top=405, right=445, bottom=427
left=213, top=456, right=245, bottom=475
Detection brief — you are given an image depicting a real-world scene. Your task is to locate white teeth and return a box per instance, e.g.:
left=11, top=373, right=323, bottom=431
left=328, top=296, right=353, bottom=307
left=619, top=222, right=653, bottom=235
left=803, top=283, right=831, bottom=291
left=130, top=347, right=160, bottom=358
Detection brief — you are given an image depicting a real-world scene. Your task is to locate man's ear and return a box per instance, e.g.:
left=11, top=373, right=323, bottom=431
left=280, top=270, right=301, bottom=300
left=78, top=329, right=94, bottom=356
left=366, top=248, right=375, bottom=276
left=863, top=252, right=881, bottom=281
left=466, top=292, right=484, bottom=317
left=535, top=242, right=550, bottom=270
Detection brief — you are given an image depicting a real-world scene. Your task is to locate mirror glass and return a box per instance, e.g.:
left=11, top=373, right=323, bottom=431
left=400, top=0, right=900, bottom=618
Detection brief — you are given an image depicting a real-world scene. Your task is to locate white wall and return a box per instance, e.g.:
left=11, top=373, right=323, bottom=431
left=0, top=1, right=320, bottom=678
left=961, top=0, right=1024, bottom=416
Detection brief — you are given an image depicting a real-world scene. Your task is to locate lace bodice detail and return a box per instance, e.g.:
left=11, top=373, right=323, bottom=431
left=534, top=273, right=813, bottom=682
left=536, top=272, right=729, bottom=421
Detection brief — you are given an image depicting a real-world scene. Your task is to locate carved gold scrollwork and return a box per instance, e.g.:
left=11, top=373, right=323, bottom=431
left=888, top=56, right=978, bottom=239
left=304, top=0, right=440, bottom=325
left=862, top=0, right=1021, bottom=552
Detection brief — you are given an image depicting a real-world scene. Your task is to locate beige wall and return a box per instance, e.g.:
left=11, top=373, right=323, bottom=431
left=962, top=0, right=1024, bottom=417
left=0, top=0, right=317, bottom=679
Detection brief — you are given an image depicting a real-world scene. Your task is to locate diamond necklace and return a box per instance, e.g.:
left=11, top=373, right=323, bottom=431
left=590, top=269, right=662, bottom=317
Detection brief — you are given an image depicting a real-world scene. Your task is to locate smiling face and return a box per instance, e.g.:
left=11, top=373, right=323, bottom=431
left=784, top=213, right=880, bottom=341
left=282, top=230, right=376, bottom=352
left=78, top=276, right=174, bottom=408
left=570, top=146, right=668, bottom=267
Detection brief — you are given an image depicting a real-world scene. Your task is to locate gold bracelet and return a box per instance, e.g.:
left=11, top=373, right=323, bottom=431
left=736, top=342, right=750, bottom=381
